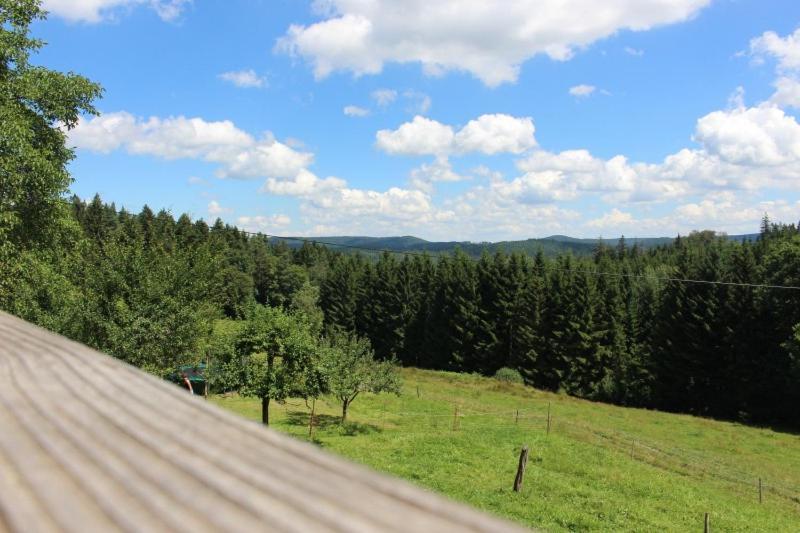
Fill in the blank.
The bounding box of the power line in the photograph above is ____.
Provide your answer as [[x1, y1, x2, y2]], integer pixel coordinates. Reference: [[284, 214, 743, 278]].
[[220, 227, 800, 292]]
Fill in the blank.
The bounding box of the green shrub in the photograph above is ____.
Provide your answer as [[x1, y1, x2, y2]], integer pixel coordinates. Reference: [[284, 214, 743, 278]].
[[493, 367, 524, 384]]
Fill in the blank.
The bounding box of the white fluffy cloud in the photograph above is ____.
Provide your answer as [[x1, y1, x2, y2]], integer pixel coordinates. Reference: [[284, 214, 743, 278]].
[[371, 89, 397, 106], [580, 193, 800, 236], [770, 77, 800, 109], [343, 105, 370, 117], [262, 170, 431, 219], [43, 0, 190, 23], [261, 169, 440, 233], [207, 200, 232, 216], [569, 84, 596, 97], [403, 90, 432, 114], [504, 101, 800, 206], [409, 156, 469, 193], [69, 19, 800, 241], [375, 116, 455, 155], [236, 214, 292, 233], [218, 69, 266, 88], [586, 208, 634, 229], [69, 112, 313, 180], [442, 185, 581, 240], [490, 170, 578, 205], [261, 169, 346, 197], [276, 0, 710, 86], [70, 111, 455, 234], [750, 27, 800, 72], [376, 114, 536, 156], [751, 28, 800, 113], [454, 114, 537, 155], [694, 105, 800, 167]]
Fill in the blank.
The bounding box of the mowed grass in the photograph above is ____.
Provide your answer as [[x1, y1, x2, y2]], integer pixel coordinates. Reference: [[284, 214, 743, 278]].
[[211, 368, 800, 532]]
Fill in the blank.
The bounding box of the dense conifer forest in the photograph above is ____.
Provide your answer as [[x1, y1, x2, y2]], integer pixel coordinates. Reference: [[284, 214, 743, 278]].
[[6, 194, 799, 428]]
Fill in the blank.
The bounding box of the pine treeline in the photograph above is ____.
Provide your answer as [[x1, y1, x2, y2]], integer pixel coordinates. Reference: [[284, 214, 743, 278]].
[[6, 196, 800, 428], [318, 228, 800, 428]]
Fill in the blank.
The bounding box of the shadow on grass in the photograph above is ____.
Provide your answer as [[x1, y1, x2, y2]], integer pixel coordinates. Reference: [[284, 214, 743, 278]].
[[284, 410, 382, 436]]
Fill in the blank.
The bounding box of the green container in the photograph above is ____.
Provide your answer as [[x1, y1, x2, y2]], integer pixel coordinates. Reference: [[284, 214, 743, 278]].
[[168, 363, 206, 394]]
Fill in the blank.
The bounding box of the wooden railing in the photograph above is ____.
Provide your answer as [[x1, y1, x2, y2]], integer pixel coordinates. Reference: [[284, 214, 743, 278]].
[[0, 311, 527, 532]]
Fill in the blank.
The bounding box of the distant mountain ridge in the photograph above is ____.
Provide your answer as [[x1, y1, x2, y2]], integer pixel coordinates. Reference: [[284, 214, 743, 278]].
[[274, 233, 760, 258]]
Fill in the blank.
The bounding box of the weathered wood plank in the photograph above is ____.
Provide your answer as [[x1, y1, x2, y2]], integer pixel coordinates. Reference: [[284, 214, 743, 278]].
[[0, 312, 529, 532]]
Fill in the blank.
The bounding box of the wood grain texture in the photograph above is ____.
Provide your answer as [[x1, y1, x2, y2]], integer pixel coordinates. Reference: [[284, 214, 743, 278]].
[[0, 312, 529, 532]]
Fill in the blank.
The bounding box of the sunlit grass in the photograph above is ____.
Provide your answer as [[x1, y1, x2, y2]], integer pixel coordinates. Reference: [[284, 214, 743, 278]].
[[211, 368, 800, 532]]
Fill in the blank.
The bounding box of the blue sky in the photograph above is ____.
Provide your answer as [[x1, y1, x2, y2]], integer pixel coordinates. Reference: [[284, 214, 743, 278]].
[[37, 0, 800, 240]]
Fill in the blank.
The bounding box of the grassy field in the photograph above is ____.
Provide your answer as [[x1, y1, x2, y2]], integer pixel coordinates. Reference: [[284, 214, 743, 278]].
[[210, 368, 800, 531]]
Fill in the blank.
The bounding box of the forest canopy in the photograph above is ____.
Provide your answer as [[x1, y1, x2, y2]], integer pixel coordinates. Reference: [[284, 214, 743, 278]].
[[6, 194, 800, 428]]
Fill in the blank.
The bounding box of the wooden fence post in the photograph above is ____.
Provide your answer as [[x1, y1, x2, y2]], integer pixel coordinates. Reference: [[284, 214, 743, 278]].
[[513, 446, 530, 492], [452, 404, 460, 431], [704, 512, 710, 533], [515, 409, 519, 424], [204, 352, 209, 400], [416, 385, 420, 399], [546, 402, 551, 435], [308, 398, 316, 439], [759, 477, 763, 503]]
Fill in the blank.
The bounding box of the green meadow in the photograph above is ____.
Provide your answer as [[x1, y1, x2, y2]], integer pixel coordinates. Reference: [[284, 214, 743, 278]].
[[212, 368, 800, 532]]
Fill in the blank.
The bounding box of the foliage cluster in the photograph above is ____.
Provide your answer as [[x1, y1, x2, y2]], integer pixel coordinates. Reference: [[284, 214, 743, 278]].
[[212, 305, 400, 424], [494, 367, 524, 384]]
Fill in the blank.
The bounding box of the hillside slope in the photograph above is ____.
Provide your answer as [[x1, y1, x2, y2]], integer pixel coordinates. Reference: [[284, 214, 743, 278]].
[[272, 233, 760, 258], [212, 368, 799, 532]]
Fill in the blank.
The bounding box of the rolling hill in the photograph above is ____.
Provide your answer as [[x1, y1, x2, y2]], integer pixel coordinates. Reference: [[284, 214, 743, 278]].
[[272, 233, 760, 258]]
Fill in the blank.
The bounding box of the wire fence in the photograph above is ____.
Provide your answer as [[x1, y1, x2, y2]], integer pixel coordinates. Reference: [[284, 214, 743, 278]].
[[292, 394, 800, 507]]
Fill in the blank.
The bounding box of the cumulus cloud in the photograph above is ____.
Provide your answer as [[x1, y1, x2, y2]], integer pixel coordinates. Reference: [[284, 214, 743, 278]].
[[403, 90, 432, 114], [261, 169, 346, 197], [375, 116, 455, 156], [69, 112, 313, 180], [218, 69, 266, 88], [586, 208, 634, 229], [694, 105, 800, 167], [262, 170, 439, 232], [569, 84, 597, 97], [371, 89, 398, 106], [276, 0, 709, 86], [502, 100, 800, 207], [748, 27, 800, 113], [236, 214, 292, 233], [343, 105, 370, 117], [490, 170, 578, 205], [43, 0, 191, 23], [442, 185, 581, 240], [770, 77, 800, 109], [409, 156, 469, 193], [69, 110, 455, 236], [454, 114, 537, 155], [68, 21, 800, 241], [207, 200, 232, 216], [376, 114, 537, 156], [750, 27, 800, 72], [580, 193, 800, 237]]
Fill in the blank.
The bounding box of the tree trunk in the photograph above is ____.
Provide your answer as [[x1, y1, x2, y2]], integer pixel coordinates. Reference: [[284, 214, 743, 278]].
[[341, 400, 348, 423], [261, 396, 270, 425]]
